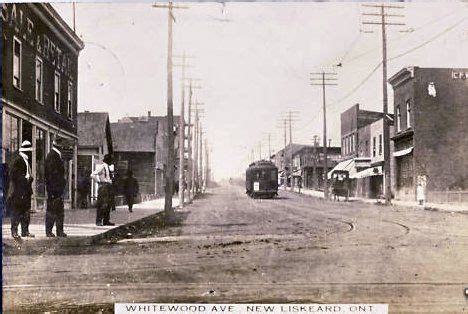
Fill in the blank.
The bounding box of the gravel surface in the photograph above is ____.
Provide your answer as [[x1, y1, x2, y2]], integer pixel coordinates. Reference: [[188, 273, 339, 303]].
[[3, 184, 468, 312]]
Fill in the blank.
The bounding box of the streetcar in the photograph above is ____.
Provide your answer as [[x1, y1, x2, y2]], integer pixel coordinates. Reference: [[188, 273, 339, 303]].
[[245, 160, 278, 198]]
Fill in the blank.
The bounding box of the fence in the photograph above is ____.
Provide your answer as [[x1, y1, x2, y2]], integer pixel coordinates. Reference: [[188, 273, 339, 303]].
[[427, 190, 468, 204]]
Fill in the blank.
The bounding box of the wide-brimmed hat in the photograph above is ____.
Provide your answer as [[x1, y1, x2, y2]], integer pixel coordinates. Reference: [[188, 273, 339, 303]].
[[19, 140, 33, 152], [103, 154, 113, 164]]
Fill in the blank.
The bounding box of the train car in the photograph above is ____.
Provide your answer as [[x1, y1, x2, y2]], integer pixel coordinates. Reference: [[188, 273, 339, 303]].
[[245, 160, 278, 198]]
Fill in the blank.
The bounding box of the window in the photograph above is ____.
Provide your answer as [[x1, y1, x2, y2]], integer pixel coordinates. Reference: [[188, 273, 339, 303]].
[[13, 38, 21, 89], [35, 128, 46, 197], [54, 72, 61, 112], [3, 114, 20, 162], [35, 57, 43, 103], [406, 100, 411, 128], [67, 81, 73, 119], [379, 134, 382, 155], [350, 134, 354, 153], [396, 106, 401, 132], [372, 136, 376, 157]]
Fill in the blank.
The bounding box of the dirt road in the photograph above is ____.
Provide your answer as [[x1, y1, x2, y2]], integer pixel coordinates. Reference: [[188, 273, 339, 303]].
[[3, 185, 468, 312]]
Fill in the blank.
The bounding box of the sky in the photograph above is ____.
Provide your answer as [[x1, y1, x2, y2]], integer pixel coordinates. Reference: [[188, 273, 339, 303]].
[[53, 1, 468, 180]]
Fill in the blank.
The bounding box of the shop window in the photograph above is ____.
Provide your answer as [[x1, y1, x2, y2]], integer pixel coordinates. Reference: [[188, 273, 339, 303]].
[[372, 136, 376, 157], [396, 105, 401, 132], [379, 134, 382, 155], [67, 81, 73, 119], [35, 57, 44, 103], [13, 38, 22, 89], [406, 100, 411, 128], [3, 114, 20, 162], [35, 128, 46, 197], [54, 72, 61, 112]]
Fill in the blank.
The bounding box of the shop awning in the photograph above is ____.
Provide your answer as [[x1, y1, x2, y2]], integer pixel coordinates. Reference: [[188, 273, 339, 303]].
[[393, 147, 413, 157], [350, 166, 383, 179], [327, 159, 354, 179]]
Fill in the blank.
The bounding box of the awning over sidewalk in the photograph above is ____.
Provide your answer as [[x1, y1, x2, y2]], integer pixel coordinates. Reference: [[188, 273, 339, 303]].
[[394, 147, 413, 157], [327, 158, 371, 179], [350, 166, 383, 179], [327, 159, 354, 179]]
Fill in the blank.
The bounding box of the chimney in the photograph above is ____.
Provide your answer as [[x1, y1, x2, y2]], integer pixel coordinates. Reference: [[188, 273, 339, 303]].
[[148, 111, 151, 117]]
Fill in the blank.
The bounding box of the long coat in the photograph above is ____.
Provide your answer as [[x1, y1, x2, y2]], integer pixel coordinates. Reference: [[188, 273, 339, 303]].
[[45, 150, 66, 199], [7, 153, 33, 209]]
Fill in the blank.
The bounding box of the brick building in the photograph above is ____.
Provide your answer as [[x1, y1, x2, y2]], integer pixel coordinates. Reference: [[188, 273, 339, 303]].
[[1, 4, 84, 210], [389, 67, 468, 202]]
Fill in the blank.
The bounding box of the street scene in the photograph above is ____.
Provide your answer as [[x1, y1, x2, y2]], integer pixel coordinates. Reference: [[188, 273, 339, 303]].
[[1, 2, 468, 313]]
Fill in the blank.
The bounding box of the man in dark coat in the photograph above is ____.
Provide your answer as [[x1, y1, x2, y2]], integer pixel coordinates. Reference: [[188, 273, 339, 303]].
[[123, 170, 139, 212], [45, 140, 67, 237], [8, 140, 35, 239]]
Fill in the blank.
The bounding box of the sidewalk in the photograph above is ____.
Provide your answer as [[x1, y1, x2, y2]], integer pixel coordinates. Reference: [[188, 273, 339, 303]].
[[284, 186, 468, 213], [2, 197, 180, 241]]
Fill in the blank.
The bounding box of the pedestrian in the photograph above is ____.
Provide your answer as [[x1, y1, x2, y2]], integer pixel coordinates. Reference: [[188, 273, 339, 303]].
[[90, 154, 115, 226], [109, 161, 116, 211], [45, 139, 68, 237], [7, 140, 35, 240], [416, 181, 425, 207], [123, 170, 139, 213], [77, 168, 91, 208]]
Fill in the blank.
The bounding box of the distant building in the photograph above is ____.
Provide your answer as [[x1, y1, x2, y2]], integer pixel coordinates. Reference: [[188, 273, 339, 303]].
[[77, 112, 113, 205], [113, 112, 181, 196], [389, 67, 468, 202], [1, 4, 84, 210], [292, 144, 341, 189], [341, 104, 383, 160]]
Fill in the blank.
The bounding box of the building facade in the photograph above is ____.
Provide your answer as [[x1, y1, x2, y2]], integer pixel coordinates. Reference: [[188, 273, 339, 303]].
[[114, 113, 181, 197], [77, 112, 113, 206], [1, 3, 84, 210], [389, 67, 468, 202]]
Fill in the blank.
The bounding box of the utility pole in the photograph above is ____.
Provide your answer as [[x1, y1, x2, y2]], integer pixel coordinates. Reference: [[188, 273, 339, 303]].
[[191, 104, 204, 195], [199, 127, 204, 192], [185, 78, 201, 203], [268, 134, 271, 160], [173, 52, 191, 208], [72, 3, 76, 32], [311, 71, 337, 199], [362, 3, 405, 205], [259, 141, 262, 160], [280, 111, 299, 191], [313, 135, 319, 190], [153, 1, 188, 216]]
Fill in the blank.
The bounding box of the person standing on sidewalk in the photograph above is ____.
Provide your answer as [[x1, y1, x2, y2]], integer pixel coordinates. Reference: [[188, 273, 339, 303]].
[[123, 170, 139, 213], [7, 140, 35, 240], [91, 154, 114, 226], [45, 140, 67, 237]]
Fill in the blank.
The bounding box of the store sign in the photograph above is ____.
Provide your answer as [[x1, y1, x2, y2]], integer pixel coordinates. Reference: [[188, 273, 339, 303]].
[[1, 4, 75, 80]]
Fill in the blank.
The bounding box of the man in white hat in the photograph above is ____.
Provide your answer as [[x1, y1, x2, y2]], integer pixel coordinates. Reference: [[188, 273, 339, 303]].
[[45, 139, 67, 237], [7, 140, 35, 239]]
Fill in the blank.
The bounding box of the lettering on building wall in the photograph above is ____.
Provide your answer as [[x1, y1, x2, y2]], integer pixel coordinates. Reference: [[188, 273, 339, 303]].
[[1, 3, 75, 80]]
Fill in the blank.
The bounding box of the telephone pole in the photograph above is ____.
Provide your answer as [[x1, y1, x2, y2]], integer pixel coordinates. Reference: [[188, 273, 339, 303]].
[[311, 71, 337, 199], [280, 111, 299, 191], [313, 135, 319, 189], [185, 78, 201, 203], [153, 1, 188, 215], [362, 3, 405, 205], [173, 52, 193, 208]]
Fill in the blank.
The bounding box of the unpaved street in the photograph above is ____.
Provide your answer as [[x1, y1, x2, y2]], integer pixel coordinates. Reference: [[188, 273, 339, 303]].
[[3, 184, 468, 312]]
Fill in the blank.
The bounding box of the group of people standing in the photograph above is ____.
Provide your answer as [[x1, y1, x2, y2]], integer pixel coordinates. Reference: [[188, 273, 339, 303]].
[[6, 141, 139, 239], [7, 139, 67, 239]]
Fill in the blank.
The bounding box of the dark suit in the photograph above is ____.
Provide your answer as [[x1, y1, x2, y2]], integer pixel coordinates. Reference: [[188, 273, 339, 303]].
[[45, 149, 66, 235], [7, 153, 33, 236]]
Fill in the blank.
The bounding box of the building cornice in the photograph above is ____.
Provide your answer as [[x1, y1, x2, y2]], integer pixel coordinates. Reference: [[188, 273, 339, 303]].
[[388, 67, 416, 88], [28, 3, 84, 54]]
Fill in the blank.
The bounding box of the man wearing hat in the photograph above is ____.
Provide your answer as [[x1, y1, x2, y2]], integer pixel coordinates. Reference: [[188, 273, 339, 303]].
[[45, 139, 67, 237], [7, 140, 35, 239], [90, 154, 115, 226]]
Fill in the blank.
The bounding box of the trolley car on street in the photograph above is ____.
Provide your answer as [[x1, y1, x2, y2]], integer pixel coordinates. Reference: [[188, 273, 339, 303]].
[[245, 160, 278, 198]]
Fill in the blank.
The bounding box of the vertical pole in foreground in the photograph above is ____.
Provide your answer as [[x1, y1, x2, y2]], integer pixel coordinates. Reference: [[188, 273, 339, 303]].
[[289, 112, 294, 191], [164, 2, 175, 215], [381, 5, 392, 205]]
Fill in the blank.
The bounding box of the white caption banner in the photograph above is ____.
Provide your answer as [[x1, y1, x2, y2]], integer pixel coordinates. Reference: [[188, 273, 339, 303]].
[[115, 303, 388, 314]]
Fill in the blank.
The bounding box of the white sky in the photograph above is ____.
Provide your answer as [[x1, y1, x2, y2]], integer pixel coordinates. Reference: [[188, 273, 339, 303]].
[[53, 1, 468, 179]]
